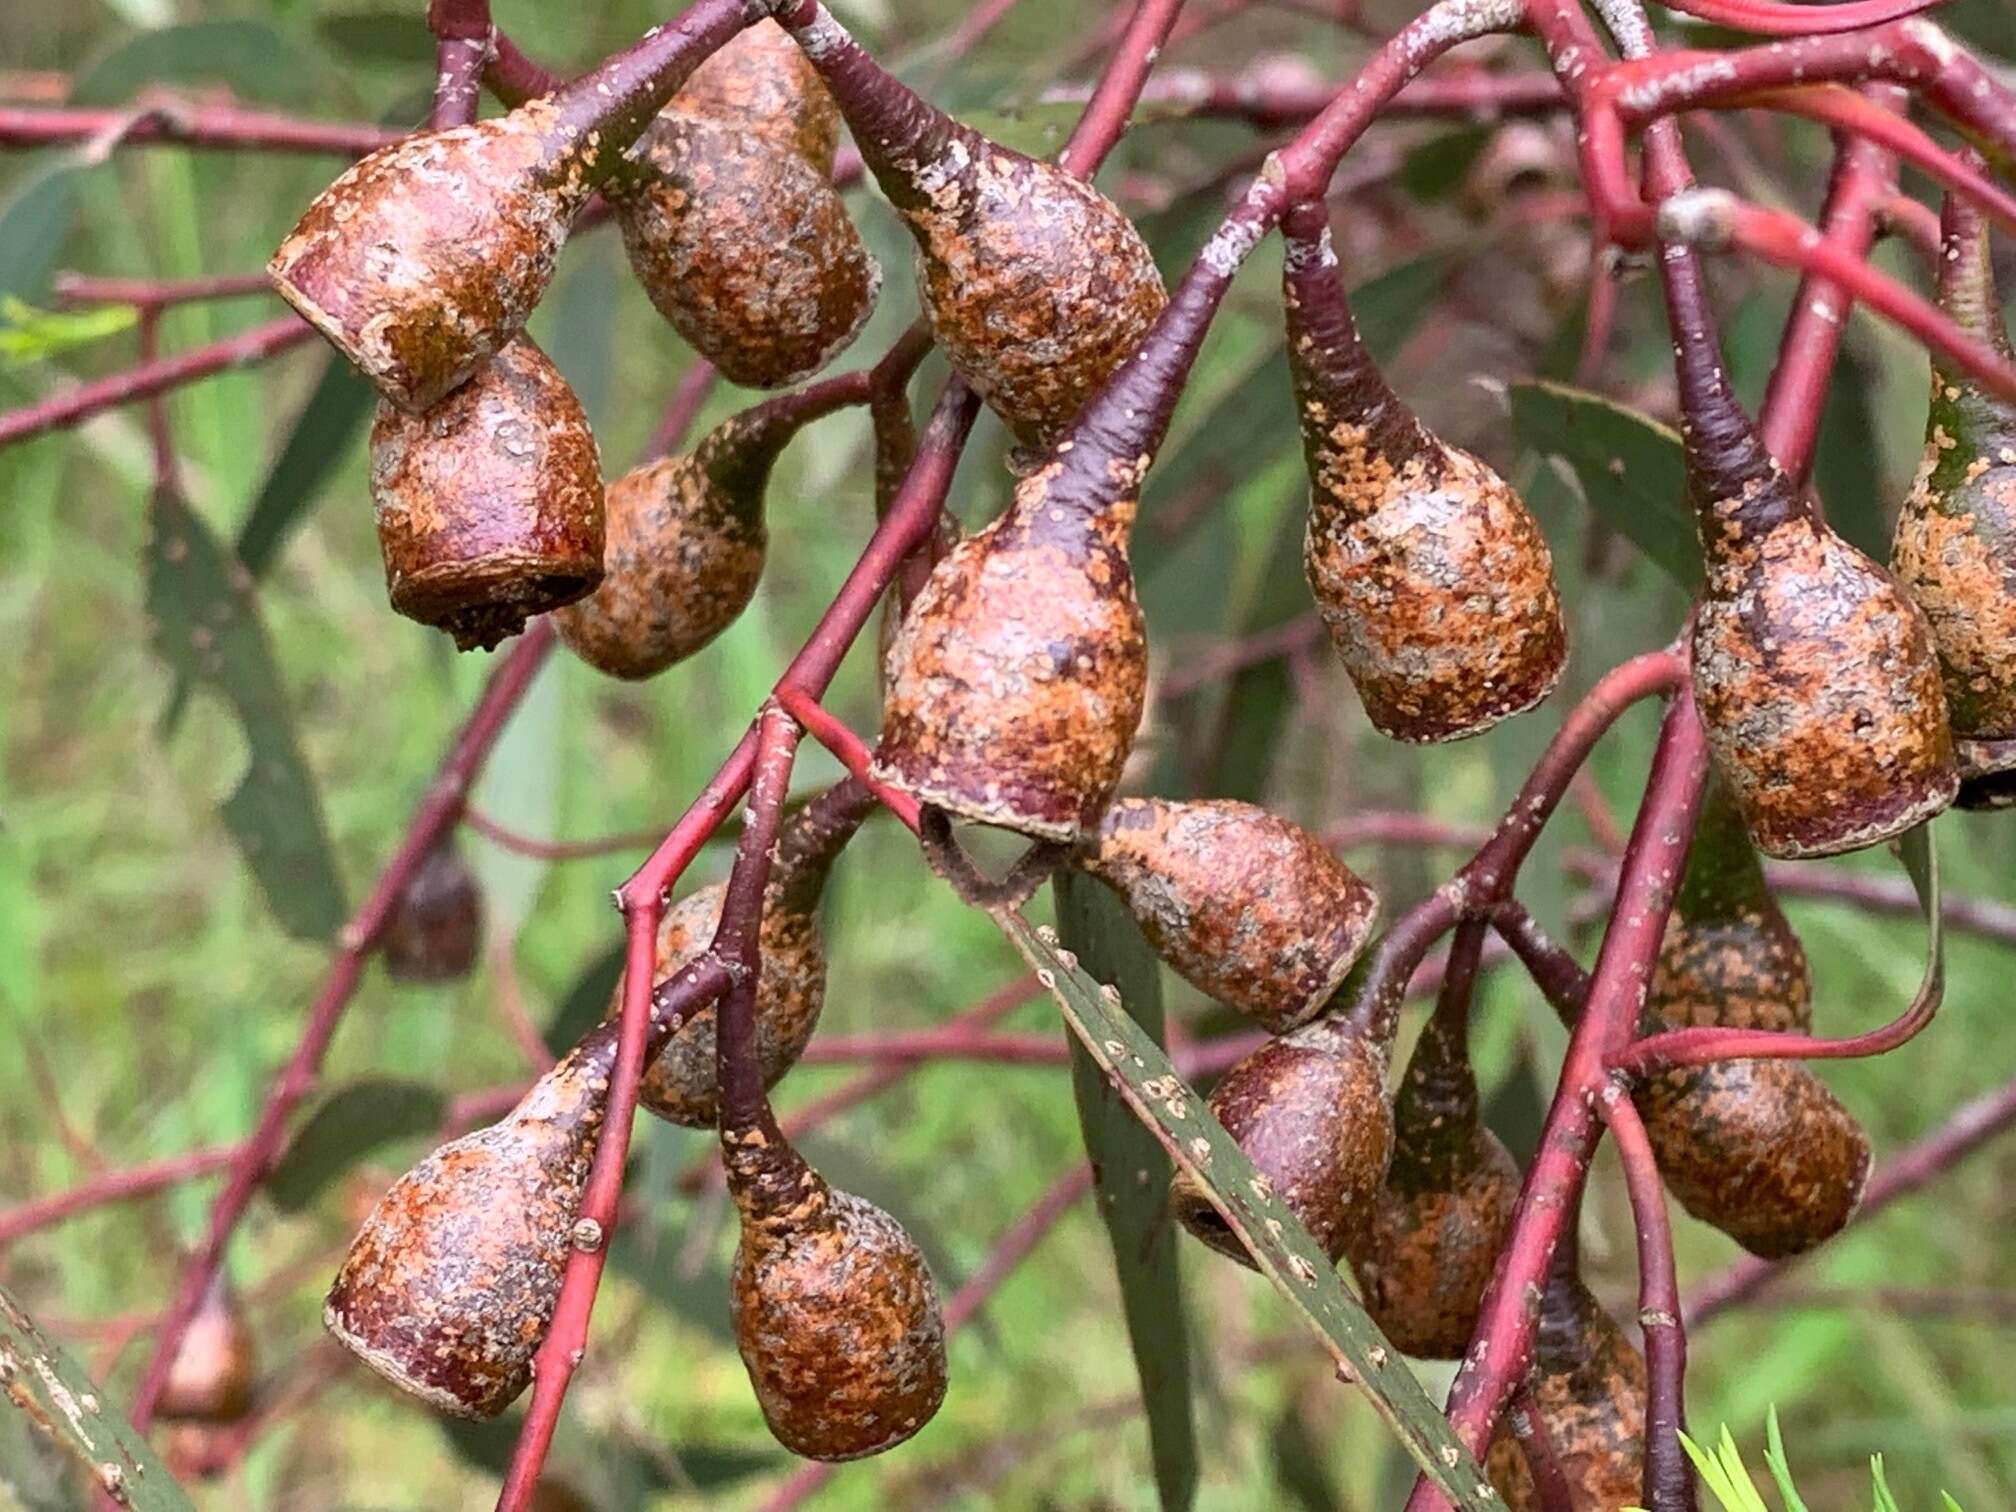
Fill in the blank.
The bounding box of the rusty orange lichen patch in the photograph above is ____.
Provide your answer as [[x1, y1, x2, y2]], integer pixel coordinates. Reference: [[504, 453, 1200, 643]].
[[1693, 510, 1956, 858], [369, 337, 605, 652], [1082, 797, 1379, 1033], [723, 1131, 946, 1461], [324, 1033, 613, 1416], [1169, 1017, 1392, 1268], [270, 100, 594, 413], [872, 461, 1149, 843]]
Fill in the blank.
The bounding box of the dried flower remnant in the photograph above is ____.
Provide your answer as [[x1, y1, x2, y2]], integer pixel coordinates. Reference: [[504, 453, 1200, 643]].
[[617, 784, 867, 1126], [1282, 199, 1566, 742], [1081, 797, 1379, 1032], [381, 838, 482, 983], [324, 1024, 618, 1416], [767, 0, 1166, 446], [556, 379, 860, 680], [270, 3, 754, 410], [1170, 1013, 1393, 1267], [612, 21, 881, 388], [1486, 1239, 1647, 1511], [1890, 186, 2016, 810], [369, 337, 605, 651], [156, 1277, 257, 1424], [1346, 970, 1517, 1358], [1662, 205, 1956, 855]]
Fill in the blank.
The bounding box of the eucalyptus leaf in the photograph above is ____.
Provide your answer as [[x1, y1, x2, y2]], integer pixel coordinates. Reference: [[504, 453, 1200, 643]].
[[998, 912, 1501, 1510], [314, 12, 437, 66], [542, 941, 628, 1057], [0, 1283, 195, 1511], [265, 1079, 449, 1213], [1055, 871, 1198, 1512], [235, 355, 376, 579], [0, 156, 84, 306], [146, 487, 347, 941], [958, 102, 1082, 160], [70, 20, 316, 108], [1509, 379, 1699, 586]]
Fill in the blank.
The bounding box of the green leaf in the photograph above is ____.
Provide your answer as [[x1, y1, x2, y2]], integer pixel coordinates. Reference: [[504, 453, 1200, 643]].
[[1352, 253, 1455, 366], [1870, 1454, 1901, 1512], [265, 1079, 449, 1213], [145, 486, 348, 941], [1763, 1406, 1813, 1512], [314, 12, 437, 65], [957, 101, 1081, 160], [998, 912, 1501, 1511], [543, 941, 628, 1058], [1054, 871, 1198, 1512], [70, 20, 316, 108], [0, 156, 84, 306], [1398, 126, 1493, 203], [436, 1413, 777, 1491], [0, 297, 136, 367], [0, 1283, 196, 1511], [1508, 379, 1699, 586], [235, 356, 376, 579], [1271, 1403, 1346, 1512]]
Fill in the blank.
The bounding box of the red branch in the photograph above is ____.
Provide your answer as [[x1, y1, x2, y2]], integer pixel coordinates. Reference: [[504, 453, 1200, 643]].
[[0, 1145, 238, 1251], [0, 103, 399, 155]]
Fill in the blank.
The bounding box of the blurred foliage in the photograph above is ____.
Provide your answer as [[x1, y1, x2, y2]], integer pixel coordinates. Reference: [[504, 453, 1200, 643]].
[[1, 0, 2015, 1507]]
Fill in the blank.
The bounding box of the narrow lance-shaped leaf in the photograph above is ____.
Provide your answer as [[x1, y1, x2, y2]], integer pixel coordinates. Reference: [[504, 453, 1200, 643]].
[[1508, 379, 1699, 587], [264, 1079, 449, 1214], [146, 487, 347, 941], [0, 1283, 196, 1512], [997, 913, 1503, 1512], [1054, 870, 1198, 1512]]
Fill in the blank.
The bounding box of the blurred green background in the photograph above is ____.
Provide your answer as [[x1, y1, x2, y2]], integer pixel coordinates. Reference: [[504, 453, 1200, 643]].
[[3, 0, 2015, 1506]]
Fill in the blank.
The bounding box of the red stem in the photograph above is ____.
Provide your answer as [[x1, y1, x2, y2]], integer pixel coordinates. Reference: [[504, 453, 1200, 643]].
[[773, 687, 922, 831], [1508, 1388, 1580, 1512], [461, 808, 673, 861], [0, 103, 400, 155], [127, 620, 558, 1430], [0, 1145, 238, 1250], [51, 272, 274, 309], [1058, 0, 1189, 177]]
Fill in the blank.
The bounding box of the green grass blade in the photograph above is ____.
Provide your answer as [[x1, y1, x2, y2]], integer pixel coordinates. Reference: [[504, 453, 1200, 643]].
[[1763, 1406, 1813, 1512]]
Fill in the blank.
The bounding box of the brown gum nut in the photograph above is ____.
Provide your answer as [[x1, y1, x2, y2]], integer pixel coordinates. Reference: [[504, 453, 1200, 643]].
[[1083, 797, 1380, 1032], [382, 840, 483, 983], [1957, 735, 2016, 810], [1637, 1057, 1871, 1260], [369, 337, 605, 652], [900, 139, 1167, 448], [553, 452, 767, 679], [871, 460, 1148, 842], [1645, 907, 1811, 1037], [269, 100, 594, 413], [615, 116, 880, 389], [1349, 1127, 1519, 1360], [157, 1280, 257, 1424], [1169, 1017, 1393, 1267], [323, 1040, 609, 1416], [725, 1134, 948, 1461], [1693, 512, 1958, 857], [1303, 441, 1566, 742], [676, 18, 841, 169], [617, 880, 826, 1127], [1487, 1284, 1648, 1511]]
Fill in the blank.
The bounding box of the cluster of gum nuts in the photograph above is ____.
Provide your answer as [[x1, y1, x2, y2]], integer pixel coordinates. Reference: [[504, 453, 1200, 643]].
[[245, 0, 2016, 1493]]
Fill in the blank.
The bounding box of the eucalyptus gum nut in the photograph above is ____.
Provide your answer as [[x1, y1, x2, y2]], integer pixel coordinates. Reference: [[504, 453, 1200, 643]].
[[1081, 798, 1380, 1033], [381, 839, 483, 983], [1643, 906, 1811, 1036], [675, 18, 840, 167], [1282, 205, 1565, 742], [1890, 192, 2016, 752], [1486, 1272, 1647, 1512], [369, 338, 605, 652], [324, 1033, 612, 1417], [157, 1278, 257, 1425], [1169, 1017, 1392, 1268], [269, 102, 598, 412], [1956, 736, 2016, 809], [1636, 1057, 1870, 1259], [724, 1130, 947, 1461], [771, 0, 1166, 446], [871, 460, 1148, 842], [1691, 511, 1957, 858], [616, 880, 826, 1127]]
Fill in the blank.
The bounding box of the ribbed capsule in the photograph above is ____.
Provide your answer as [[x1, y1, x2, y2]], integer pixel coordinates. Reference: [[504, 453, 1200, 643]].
[[1170, 1014, 1392, 1267], [270, 18, 746, 410], [1346, 1003, 1517, 1359], [157, 1277, 258, 1424], [768, 0, 1165, 446], [555, 381, 856, 679], [324, 1027, 614, 1416], [723, 1128, 947, 1460], [612, 21, 880, 388], [1282, 199, 1565, 742], [618, 784, 865, 1126], [381, 838, 482, 983], [1663, 218, 1955, 855], [368, 336, 605, 651], [1486, 1242, 1647, 1511], [1890, 187, 2016, 810], [1080, 798, 1379, 1033]]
